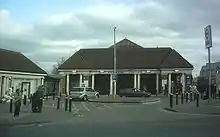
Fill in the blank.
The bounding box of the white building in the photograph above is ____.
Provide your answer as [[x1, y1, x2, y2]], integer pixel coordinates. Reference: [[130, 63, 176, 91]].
[[0, 49, 47, 98]]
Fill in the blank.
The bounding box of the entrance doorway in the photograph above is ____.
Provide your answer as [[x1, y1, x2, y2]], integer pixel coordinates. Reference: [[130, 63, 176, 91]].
[[21, 82, 31, 97]]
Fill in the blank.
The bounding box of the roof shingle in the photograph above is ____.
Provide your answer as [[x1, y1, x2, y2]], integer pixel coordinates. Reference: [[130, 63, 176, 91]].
[[0, 48, 47, 74], [59, 39, 193, 70]]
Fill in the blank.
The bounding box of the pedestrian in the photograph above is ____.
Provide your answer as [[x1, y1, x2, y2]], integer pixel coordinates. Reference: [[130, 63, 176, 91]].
[[13, 89, 22, 117]]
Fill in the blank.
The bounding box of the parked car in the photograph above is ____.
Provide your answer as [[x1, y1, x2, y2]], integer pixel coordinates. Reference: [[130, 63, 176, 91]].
[[69, 87, 99, 101], [118, 88, 151, 97]]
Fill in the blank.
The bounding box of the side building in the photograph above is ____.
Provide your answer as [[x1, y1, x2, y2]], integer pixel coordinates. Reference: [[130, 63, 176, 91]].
[[0, 48, 47, 98], [58, 38, 193, 95]]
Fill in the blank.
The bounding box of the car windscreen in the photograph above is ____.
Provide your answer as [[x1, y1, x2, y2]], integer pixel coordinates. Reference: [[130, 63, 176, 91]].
[[71, 88, 84, 92]]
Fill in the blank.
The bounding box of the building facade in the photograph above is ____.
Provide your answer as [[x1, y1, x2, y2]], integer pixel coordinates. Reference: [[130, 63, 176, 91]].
[[0, 49, 47, 98], [58, 39, 193, 95]]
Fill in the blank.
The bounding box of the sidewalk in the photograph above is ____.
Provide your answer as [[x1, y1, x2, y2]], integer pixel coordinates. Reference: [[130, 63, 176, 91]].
[[0, 100, 77, 127], [163, 98, 220, 115], [89, 95, 160, 103]]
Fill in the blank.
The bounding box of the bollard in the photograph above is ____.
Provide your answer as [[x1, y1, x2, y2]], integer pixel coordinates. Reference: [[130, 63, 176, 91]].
[[196, 94, 199, 107], [65, 97, 68, 111], [23, 95, 27, 105], [169, 94, 173, 108], [30, 94, 32, 103], [190, 92, 193, 102], [69, 98, 72, 112], [9, 99, 13, 113], [176, 93, 178, 105], [186, 93, 188, 103], [57, 97, 61, 110], [53, 94, 55, 100], [181, 93, 184, 105]]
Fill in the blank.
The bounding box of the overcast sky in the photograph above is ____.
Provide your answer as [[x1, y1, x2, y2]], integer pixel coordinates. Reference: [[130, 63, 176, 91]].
[[0, 0, 220, 75]]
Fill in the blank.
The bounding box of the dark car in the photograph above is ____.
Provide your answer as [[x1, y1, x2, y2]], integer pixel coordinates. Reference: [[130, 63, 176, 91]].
[[118, 88, 151, 97]]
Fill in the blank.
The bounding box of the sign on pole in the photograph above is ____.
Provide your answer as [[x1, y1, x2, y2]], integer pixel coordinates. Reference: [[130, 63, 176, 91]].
[[204, 25, 212, 48]]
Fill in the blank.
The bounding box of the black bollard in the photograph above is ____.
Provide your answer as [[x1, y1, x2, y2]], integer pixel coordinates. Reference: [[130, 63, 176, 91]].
[[65, 97, 68, 111], [69, 98, 72, 112], [169, 94, 173, 108], [176, 93, 178, 105], [186, 93, 188, 103], [23, 95, 27, 105], [181, 93, 184, 105], [9, 99, 13, 113], [30, 94, 32, 103], [53, 94, 55, 100], [194, 93, 196, 101], [196, 94, 199, 107], [190, 92, 193, 102], [57, 97, 60, 110]]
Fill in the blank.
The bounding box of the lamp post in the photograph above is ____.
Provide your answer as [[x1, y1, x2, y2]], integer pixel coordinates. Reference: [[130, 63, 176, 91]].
[[113, 26, 117, 96]]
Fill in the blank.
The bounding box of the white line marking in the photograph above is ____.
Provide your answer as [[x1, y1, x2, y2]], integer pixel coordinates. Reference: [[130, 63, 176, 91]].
[[81, 102, 90, 111], [103, 104, 112, 109], [143, 100, 161, 104], [159, 108, 220, 117], [72, 103, 79, 112]]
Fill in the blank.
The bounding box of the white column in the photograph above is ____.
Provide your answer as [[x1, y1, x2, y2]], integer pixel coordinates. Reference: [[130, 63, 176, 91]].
[[2, 76, 6, 97], [110, 74, 113, 95], [113, 81, 117, 95], [66, 74, 70, 95], [156, 73, 159, 94], [91, 74, 95, 89], [137, 74, 140, 89], [79, 74, 83, 87], [41, 78, 44, 85], [0, 77, 2, 97], [134, 74, 137, 88], [168, 73, 172, 94], [181, 73, 186, 93]]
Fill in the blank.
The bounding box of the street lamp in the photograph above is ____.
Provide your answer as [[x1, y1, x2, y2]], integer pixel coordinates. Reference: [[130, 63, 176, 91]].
[[113, 26, 117, 96]]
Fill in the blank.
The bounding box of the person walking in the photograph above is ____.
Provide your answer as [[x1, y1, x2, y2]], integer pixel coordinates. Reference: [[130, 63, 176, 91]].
[[13, 89, 22, 117]]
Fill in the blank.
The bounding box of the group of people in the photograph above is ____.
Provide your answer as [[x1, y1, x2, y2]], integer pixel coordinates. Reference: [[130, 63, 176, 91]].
[[11, 85, 44, 117]]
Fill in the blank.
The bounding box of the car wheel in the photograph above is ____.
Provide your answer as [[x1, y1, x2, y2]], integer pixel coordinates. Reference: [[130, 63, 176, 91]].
[[83, 95, 88, 101]]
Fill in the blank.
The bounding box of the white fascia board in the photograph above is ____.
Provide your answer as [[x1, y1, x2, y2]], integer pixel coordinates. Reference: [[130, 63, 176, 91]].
[[161, 68, 193, 74], [58, 69, 160, 75], [0, 70, 47, 77]]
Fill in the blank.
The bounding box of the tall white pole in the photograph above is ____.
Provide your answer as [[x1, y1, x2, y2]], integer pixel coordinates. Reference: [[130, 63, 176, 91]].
[[113, 26, 117, 96]]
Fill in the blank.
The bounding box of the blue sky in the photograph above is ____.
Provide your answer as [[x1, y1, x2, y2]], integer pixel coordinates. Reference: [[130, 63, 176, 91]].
[[0, 0, 93, 23], [0, 0, 220, 74]]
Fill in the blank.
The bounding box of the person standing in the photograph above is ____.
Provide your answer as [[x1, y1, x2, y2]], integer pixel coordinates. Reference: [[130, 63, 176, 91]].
[[13, 89, 22, 117]]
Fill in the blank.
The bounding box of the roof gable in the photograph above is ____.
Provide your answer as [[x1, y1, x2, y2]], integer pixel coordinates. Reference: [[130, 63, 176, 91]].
[[109, 38, 143, 49], [0, 48, 46, 74], [159, 50, 193, 69]]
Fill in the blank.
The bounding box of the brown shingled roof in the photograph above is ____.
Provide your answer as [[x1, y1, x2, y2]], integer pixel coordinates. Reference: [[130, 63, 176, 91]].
[[0, 48, 47, 74], [59, 39, 193, 70]]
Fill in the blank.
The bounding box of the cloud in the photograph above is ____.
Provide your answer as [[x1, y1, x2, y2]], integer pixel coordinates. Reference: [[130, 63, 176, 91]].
[[0, 0, 220, 75]]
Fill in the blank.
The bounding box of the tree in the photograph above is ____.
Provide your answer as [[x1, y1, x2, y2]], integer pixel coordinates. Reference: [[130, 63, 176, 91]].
[[51, 57, 66, 74]]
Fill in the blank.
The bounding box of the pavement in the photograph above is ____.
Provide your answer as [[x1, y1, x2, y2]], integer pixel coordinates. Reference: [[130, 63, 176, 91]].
[[163, 97, 220, 116], [0, 96, 220, 137], [0, 96, 160, 127]]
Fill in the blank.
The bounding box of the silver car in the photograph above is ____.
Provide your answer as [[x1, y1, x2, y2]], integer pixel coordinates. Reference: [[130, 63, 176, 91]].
[[69, 87, 99, 101]]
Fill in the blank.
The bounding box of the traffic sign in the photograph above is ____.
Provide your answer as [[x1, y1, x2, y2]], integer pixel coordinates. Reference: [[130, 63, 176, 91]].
[[204, 25, 212, 48]]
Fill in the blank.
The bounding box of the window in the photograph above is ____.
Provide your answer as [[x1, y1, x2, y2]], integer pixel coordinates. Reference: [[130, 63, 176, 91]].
[[71, 87, 84, 92]]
